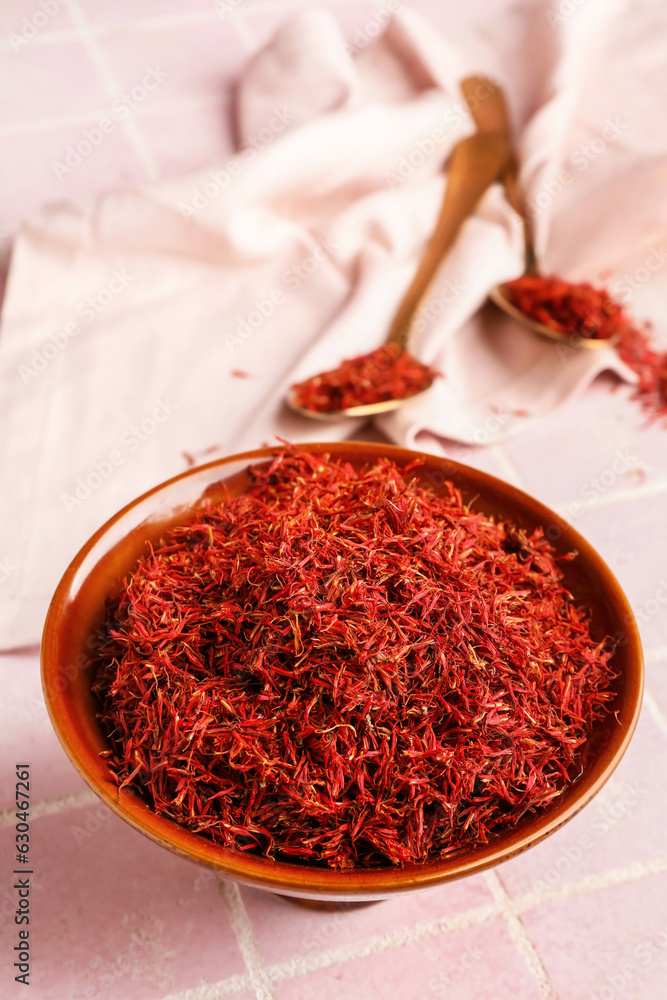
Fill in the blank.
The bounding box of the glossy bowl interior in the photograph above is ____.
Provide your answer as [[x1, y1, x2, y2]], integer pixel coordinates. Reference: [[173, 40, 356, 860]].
[[41, 442, 643, 902]]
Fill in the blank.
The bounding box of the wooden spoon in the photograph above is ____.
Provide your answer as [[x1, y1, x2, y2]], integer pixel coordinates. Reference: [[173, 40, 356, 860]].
[[464, 77, 615, 350], [287, 128, 512, 420]]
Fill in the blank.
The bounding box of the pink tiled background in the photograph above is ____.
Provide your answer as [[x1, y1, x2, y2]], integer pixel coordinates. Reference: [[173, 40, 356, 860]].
[[1, 1, 666, 998]]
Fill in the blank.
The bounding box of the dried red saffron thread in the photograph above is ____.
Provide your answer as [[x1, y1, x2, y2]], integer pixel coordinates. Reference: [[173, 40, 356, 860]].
[[615, 324, 667, 419], [290, 345, 437, 412], [92, 450, 615, 869], [506, 274, 667, 419], [505, 275, 622, 341]]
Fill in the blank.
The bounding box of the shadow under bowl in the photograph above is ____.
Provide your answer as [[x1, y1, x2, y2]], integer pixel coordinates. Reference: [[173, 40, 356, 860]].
[[41, 442, 643, 903]]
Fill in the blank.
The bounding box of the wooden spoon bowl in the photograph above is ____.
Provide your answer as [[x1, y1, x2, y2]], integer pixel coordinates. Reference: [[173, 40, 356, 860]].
[[490, 283, 620, 350]]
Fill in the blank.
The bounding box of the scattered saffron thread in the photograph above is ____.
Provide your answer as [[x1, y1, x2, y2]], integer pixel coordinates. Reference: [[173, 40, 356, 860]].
[[506, 274, 667, 420]]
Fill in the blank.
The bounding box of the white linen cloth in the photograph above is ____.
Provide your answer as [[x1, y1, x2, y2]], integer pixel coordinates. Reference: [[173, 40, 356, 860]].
[[1, 0, 666, 648]]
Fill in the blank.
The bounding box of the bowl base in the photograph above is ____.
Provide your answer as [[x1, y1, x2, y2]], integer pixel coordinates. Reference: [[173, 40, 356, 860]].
[[277, 895, 381, 911]]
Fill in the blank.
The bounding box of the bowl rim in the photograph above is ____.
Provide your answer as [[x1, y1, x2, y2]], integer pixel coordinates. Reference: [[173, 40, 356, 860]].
[[41, 441, 644, 900]]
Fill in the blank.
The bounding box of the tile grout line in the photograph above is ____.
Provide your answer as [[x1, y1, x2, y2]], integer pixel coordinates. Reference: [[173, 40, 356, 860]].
[[264, 902, 499, 982], [0, 29, 80, 51], [484, 871, 559, 1000], [65, 0, 162, 183], [4, 2, 664, 996], [0, 0, 370, 52], [0, 795, 653, 1000], [511, 856, 667, 913], [0, 789, 98, 828], [4, 781, 667, 907], [155, 849, 667, 1000], [553, 476, 667, 518], [219, 880, 276, 1000], [159, 971, 253, 999], [0, 93, 230, 139], [159, 901, 502, 1000]]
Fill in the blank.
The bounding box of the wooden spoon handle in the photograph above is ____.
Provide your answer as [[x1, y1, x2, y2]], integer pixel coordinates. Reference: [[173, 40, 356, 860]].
[[386, 131, 511, 347], [503, 160, 537, 274], [461, 75, 537, 275], [460, 75, 511, 134]]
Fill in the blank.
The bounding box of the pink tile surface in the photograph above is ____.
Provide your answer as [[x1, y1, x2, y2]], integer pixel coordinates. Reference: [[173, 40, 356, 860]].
[[646, 657, 667, 720], [2, 1, 666, 998], [0, 42, 109, 128], [271, 921, 543, 1000], [432, 439, 522, 481], [97, 22, 249, 107], [139, 97, 236, 179], [0, 0, 74, 40], [502, 376, 667, 511], [244, 876, 493, 966], [521, 875, 667, 1000], [0, 125, 145, 228], [79, 0, 214, 25], [563, 492, 667, 652], [0, 651, 91, 812], [0, 806, 246, 999], [497, 706, 667, 898]]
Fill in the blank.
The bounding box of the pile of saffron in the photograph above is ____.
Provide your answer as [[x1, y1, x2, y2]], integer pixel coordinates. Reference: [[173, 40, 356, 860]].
[[92, 450, 616, 869], [505, 274, 667, 419], [290, 345, 437, 413], [504, 275, 622, 341]]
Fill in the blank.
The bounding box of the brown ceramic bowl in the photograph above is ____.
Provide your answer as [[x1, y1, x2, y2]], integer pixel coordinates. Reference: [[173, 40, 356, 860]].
[[41, 442, 643, 903]]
